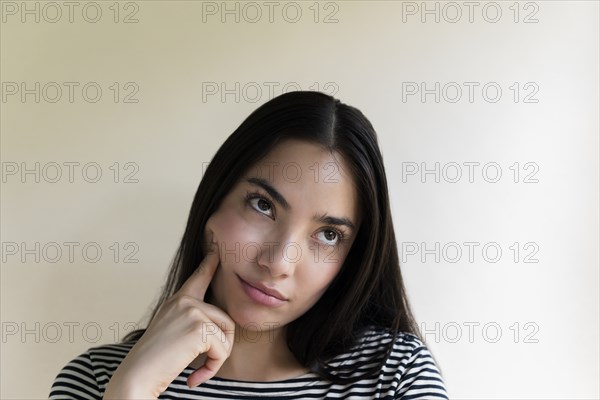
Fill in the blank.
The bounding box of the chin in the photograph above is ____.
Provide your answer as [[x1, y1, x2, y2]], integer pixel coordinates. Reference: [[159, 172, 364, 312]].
[[231, 301, 283, 329]]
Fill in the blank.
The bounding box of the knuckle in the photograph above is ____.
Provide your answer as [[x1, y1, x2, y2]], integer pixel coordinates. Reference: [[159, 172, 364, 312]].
[[205, 304, 233, 322], [183, 305, 203, 320], [190, 320, 208, 334], [174, 294, 196, 307], [225, 315, 236, 327], [224, 337, 233, 355]]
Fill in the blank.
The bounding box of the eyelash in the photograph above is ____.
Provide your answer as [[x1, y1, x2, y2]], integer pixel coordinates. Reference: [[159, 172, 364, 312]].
[[243, 190, 348, 246]]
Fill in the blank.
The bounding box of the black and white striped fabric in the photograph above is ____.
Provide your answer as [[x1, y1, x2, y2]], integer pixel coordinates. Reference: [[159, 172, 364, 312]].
[[49, 327, 449, 399]]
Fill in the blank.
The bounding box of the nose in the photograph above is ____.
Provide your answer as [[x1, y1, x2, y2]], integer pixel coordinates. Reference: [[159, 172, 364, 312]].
[[256, 235, 301, 277]]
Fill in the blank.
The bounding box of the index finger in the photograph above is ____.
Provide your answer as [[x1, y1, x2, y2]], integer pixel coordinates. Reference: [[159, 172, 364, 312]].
[[177, 241, 220, 301]]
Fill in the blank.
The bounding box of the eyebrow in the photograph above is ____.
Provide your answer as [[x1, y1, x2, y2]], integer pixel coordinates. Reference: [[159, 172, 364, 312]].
[[245, 177, 357, 231]]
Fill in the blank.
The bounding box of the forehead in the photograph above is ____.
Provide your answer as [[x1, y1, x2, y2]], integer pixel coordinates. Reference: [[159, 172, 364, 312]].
[[244, 139, 360, 223]]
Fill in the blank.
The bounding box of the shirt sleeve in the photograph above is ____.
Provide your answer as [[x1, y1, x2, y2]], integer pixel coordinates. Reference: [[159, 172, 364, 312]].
[[395, 338, 449, 399], [49, 349, 102, 400]]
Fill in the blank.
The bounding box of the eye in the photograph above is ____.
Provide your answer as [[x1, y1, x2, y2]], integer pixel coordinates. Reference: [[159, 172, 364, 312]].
[[316, 228, 346, 246], [244, 190, 348, 246], [245, 191, 274, 218]]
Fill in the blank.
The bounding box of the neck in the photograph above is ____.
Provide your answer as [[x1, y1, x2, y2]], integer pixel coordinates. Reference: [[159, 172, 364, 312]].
[[214, 322, 306, 381]]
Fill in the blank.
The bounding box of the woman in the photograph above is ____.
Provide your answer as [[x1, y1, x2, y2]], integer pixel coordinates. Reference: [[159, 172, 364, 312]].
[[49, 91, 449, 399]]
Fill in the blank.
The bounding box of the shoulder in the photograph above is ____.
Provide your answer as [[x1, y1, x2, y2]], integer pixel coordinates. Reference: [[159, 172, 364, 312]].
[[344, 325, 432, 362], [341, 326, 449, 398], [49, 341, 137, 400], [356, 325, 422, 347]]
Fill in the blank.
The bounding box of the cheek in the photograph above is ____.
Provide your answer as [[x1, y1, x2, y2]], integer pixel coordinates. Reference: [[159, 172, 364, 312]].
[[308, 241, 348, 272], [205, 203, 265, 261], [293, 262, 342, 308], [304, 244, 350, 297]]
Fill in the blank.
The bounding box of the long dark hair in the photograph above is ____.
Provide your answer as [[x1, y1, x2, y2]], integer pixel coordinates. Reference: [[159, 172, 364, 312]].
[[122, 90, 427, 384]]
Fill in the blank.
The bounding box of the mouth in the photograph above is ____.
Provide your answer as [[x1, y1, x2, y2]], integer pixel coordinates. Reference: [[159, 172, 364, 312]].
[[237, 275, 288, 307]]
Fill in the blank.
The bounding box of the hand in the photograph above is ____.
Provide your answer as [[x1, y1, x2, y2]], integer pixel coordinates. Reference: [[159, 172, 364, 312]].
[[103, 236, 235, 399]]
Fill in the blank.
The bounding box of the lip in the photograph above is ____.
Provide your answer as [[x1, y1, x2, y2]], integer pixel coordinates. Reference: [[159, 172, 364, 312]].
[[237, 275, 288, 307]]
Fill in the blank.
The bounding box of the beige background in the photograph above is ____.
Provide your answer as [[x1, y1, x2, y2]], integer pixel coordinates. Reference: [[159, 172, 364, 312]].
[[1, 1, 598, 398]]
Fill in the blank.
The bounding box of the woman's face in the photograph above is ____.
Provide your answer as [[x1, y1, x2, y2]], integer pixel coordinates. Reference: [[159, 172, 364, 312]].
[[203, 138, 361, 332]]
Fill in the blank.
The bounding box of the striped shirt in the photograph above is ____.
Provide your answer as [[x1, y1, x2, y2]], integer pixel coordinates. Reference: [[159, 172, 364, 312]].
[[49, 327, 449, 399]]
